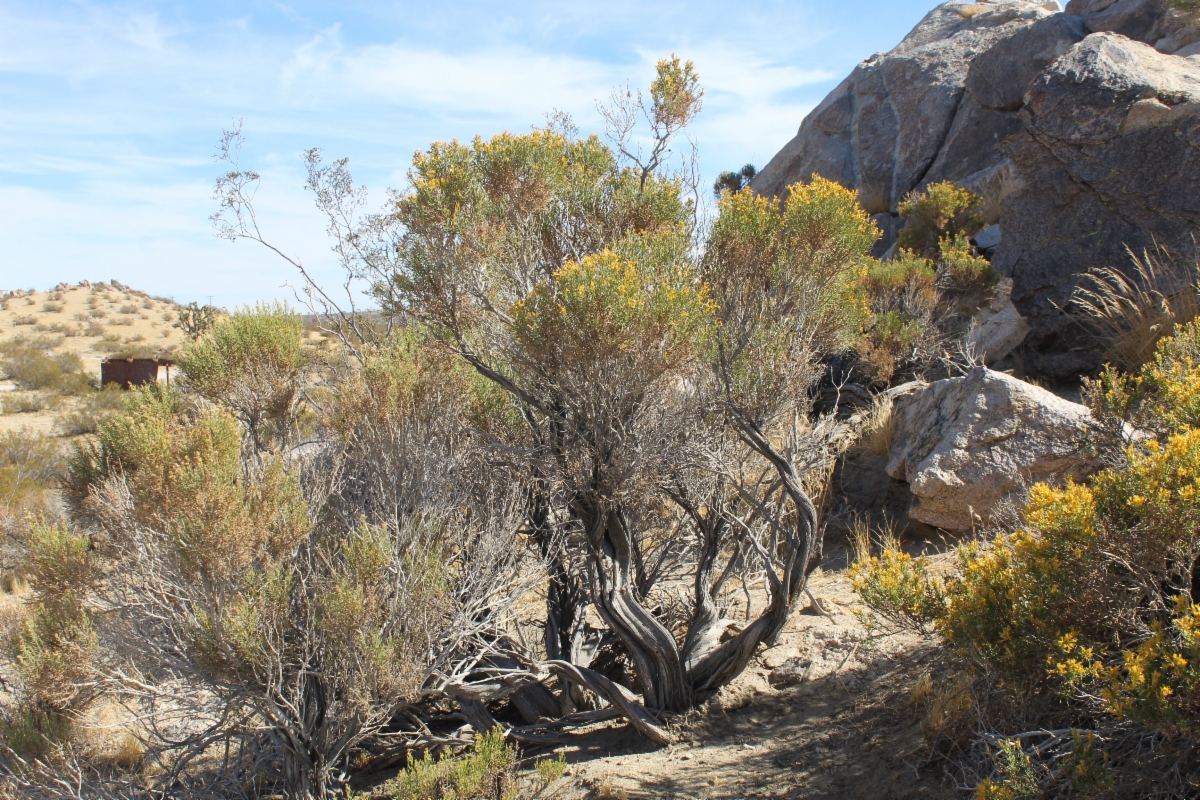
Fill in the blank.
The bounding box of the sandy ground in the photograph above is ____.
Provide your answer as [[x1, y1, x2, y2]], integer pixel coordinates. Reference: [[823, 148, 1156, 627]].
[[0, 282, 185, 435], [492, 557, 956, 800]]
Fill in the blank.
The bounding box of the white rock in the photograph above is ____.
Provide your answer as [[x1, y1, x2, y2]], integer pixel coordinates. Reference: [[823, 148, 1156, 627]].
[[965, 277, 1029, 364], [886, 366, 1102, 531]]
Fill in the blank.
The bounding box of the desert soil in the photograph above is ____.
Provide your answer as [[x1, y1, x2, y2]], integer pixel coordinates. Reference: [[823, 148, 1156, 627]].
[[0, 282, 185, 434], [512, 555, 957, 800]]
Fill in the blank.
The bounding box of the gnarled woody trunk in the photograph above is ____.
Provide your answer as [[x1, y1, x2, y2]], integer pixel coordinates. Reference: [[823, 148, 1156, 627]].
[[567, 431, 822, 719]]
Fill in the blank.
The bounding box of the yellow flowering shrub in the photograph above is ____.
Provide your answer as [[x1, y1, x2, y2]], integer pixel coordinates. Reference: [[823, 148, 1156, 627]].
[[1096, 597, 1200, 733], [897, 181, 986, 260], [704, 177, 875, 403], [850, 549, 945, 634], [938, 232, 996, 291], [855, 320, 1200, 755], [511, 248, 715, 373]]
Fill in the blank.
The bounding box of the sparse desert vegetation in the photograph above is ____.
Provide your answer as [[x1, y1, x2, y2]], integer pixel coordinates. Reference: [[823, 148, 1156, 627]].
[[9, 0, 1200, 796]]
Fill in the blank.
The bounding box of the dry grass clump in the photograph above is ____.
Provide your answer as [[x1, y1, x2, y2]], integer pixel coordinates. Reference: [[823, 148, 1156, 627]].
[[852, 394, 897, 457], [1070, 245, 1200, 372], [956, 2, 991, 18], [55, 384, 125, 436], [0, 430, 63, 527], [857, 181, 892, 216]]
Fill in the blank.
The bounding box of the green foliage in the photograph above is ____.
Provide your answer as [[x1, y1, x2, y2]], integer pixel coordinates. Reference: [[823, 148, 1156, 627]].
[[975, 740, 1040, 800], [177, 301, 305, 449], [854, 249, 940, 384], [1064, 730, 1113, 794], [939, 233, 997, 291], [0, 430, 63, 525], [390, 728, 518, 800], [0, 337, 91, 395], [850, 549, 945, 635], [67, 381, 306, 587], [704, 178, 876, 411], [534, 751, 568, 787], [11, 522, 97, 714], [648, 54, 703, 131], [0, 706, 72, 760], [510, 248, 715, 378], [859, 250, 937, 297], [713, 163, 756, 198], [174, 301, 224, 339], [897, 181, 985, 260]]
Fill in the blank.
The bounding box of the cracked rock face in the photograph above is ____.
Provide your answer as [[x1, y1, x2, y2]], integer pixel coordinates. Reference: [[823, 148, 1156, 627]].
[[995, 32, 1200, 376], [886, 367, 1102, 531], [752, 0, 1054, 212], [755, 0, 1200, 378]]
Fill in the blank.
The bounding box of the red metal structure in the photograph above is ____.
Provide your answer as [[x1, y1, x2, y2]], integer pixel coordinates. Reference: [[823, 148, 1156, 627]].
[[100, 357, 174, 390]]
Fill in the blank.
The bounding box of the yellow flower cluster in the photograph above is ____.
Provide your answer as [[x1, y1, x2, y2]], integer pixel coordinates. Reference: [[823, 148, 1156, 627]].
[[510, 250, 715, 365]]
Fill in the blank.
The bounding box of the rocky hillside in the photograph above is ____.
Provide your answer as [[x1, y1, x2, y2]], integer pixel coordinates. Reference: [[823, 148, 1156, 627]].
[[754, 0, 1200, 377]]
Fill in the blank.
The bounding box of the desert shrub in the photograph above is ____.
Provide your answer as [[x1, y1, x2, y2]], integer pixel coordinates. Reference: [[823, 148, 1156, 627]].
[[387, 730, 566, 800], [42, 302, 63, 314], [63, 362, 533, 796], [0, 392, 55, 414], [850, 549, 945, 635], [389, 729, 516, 800], [10, 522, 97, 715], [0, 338, 90, 395], [855, 249, 942, 384], [12, 315, 36, 326], [117, 304, 138, 315], [55, 384, 126, 436], [854, 321, 1200, 794], [897, 181, 985, 260], [176, 302, 305, 450], [938, 233, 996, 292], [83, 322, 106, 338], [0, 431, 63, 529]]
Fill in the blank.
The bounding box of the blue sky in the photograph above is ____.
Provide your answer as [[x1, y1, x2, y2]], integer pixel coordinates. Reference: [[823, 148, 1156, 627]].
[[0, 0, 936, 308]]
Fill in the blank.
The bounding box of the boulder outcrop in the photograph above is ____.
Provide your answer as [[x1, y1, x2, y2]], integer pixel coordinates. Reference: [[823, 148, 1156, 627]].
[[752, 1, 1055, 219], [886, 367, 1101, 530], [995, 32, 1200, 375], [754, 0, 1200, 377]]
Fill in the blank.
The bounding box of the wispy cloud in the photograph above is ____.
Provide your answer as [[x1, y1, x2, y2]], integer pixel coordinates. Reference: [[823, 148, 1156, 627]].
[[0, 0, 935, 303]]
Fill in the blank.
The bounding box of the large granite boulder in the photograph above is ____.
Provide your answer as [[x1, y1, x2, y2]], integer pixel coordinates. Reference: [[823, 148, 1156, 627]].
[[886, 367, 1101, 530], [994, 32, 1200, 375], [1066, 0, 1200, 54], [966, 12, 1089, 109], [754, 0, 1200, 378], [752, 0, 1056, 218]]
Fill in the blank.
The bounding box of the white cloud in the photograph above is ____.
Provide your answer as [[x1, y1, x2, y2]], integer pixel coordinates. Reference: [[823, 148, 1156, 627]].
[[0, 0, 905, 304]]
